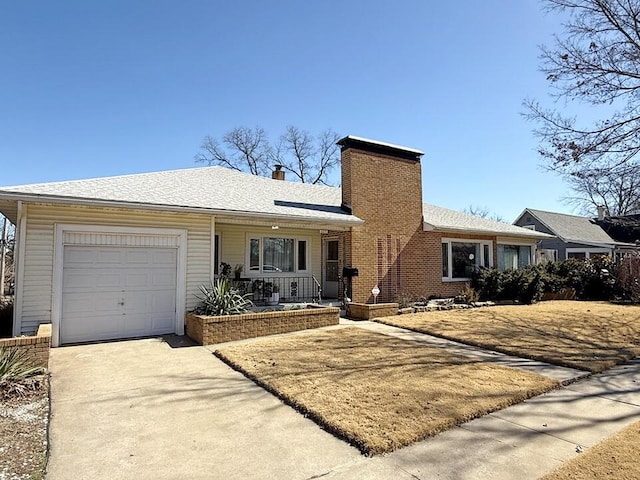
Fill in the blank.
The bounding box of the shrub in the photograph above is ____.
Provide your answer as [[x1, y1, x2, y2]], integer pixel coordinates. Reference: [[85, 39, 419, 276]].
[[194, 279, 253, 315], [535, 257, 616, 300], [394, 291, 416, 308], [471, 265, 545, 304], [459, 284, 479, 303], [0, 347, 43, 383], [0, 346, 44, 399], [613, 254, 640, 302]]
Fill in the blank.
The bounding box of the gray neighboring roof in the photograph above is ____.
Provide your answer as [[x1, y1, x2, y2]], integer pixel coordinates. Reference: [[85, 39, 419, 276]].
[[423, 204, 553, 239], [0, 166, 362, 225], [517, 208, 626, 246]]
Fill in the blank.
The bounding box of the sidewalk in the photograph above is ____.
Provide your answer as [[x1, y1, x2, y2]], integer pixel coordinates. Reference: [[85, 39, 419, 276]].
[[323, 319, 640, 479]]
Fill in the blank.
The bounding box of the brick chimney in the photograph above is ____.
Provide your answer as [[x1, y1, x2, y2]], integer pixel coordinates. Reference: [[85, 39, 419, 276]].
[[336, 136, 425, 303], [272, 164, 285, 181]]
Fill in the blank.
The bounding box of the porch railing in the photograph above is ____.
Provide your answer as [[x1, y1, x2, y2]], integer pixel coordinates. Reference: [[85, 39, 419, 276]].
[[229, 276, 322, 304]]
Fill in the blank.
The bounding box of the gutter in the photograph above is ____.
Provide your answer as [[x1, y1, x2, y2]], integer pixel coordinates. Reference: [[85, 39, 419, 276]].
[[0, 191, 364, 227], [423, 223, 554, 240], [563, 239, 637, 249]]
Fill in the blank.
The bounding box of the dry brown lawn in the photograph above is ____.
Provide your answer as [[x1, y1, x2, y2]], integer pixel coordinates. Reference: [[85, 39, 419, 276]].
[[215, 327, 558, 455], [376, 301, 640, 373], [540, 420, 640, 480]]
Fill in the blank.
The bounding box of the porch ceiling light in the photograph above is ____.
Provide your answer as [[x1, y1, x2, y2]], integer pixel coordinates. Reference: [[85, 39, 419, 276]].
[[271, 225, 279, 230]]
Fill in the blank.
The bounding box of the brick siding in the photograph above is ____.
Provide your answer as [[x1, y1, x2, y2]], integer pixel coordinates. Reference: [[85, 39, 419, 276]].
[[185, 307, 340, 345], [0, 323, 51, 369], [324, 142, 496, 303], [347, 302, 399, 320]]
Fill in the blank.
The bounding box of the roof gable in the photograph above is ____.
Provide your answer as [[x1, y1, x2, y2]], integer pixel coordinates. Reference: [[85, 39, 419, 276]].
[[520, 208, 617, 245]]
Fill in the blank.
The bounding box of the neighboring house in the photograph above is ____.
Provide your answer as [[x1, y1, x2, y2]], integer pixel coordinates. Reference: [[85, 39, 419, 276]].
[[0, 135, 549, 346], [513, 208, 635, 261]]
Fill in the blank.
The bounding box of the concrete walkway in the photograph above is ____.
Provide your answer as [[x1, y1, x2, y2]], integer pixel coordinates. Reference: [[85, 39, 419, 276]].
[[45, 324, 640, 480]]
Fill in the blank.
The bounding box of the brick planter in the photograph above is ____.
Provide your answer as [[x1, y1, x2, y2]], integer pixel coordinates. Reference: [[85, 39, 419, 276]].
[[0, 324, 51, 369], [346, 302, 399, 320], [185, 305, 340, 345]]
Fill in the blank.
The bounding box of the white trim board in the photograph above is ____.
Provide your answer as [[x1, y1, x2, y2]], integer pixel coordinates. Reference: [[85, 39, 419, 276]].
[[12, 202, 26, 337], [51, 224, 187, 347], [565, 247, 612, 260]]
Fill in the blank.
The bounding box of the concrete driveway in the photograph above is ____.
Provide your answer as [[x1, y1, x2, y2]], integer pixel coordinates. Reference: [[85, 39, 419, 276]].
[[45, 331, 640, 480], [45, 336, 363, 480]]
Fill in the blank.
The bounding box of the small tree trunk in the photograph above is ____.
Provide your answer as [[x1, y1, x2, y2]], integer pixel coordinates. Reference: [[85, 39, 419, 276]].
[[0, 217, 6, 296]]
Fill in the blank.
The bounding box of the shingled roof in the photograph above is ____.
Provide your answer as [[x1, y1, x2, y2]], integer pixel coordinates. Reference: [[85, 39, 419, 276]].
[[0, 166, 362, 226], [517, 208, 625, 246], [423, 204, 552, 239]]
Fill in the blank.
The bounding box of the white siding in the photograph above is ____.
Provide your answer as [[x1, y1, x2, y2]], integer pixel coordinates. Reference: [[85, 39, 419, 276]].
[[216, 224, 322, 279], [19, 204, 212, 335]]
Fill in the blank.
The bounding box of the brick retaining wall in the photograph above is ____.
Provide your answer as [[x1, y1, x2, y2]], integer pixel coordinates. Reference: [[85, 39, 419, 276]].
[[346, 302, 399, 320], [0, 324, 51, 369], [185, 306, 340, 345]]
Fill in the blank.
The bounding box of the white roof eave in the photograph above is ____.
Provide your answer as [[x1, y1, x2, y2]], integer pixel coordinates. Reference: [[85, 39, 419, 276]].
[[423, 222, 554, 240], [0, 191, 364, 227]]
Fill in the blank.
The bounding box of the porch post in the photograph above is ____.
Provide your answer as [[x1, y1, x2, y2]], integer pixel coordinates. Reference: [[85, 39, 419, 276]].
[[13, 201, 26, 336], [210, 216, 216, 279]]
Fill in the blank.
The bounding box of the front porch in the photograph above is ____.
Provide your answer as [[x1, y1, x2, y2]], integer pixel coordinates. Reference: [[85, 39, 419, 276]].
[[213, 220, 347, 307]]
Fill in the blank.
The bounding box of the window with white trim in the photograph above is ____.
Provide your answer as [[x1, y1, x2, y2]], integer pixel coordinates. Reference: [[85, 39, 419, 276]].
[[247, 235, 310, 274], [442, 240, 492, 280], [497, 244, 532, 270], [565, 248, 611, 260]]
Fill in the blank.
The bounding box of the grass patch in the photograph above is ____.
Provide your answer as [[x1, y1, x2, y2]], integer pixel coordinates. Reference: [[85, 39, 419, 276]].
[[541, 420, 640, 480], [215, 327, 558, 455], [376, 301, 640, 373]]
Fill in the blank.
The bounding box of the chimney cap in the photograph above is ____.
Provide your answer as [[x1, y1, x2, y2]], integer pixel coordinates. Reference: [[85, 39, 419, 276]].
[[336, 135, 424, 161], [274, 164, 283, 171]]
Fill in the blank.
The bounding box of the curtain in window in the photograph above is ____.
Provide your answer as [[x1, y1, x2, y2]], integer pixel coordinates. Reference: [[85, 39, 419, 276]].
[[263, 237, 295, 272], [249, 238, 260, 270], [498, 245, 518, 270], [518, 246, 531, 268]]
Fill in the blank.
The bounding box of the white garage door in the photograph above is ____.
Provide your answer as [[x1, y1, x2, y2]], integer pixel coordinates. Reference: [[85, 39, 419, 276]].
[[61, 246, 177, 344]]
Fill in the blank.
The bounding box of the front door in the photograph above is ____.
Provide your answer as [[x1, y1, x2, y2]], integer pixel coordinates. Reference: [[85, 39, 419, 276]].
[[323, 239, 339, 298]]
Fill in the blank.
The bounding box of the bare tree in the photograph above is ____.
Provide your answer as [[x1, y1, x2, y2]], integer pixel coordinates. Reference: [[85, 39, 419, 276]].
[[0, 216, 15, 296], [196, 126, 271, 176], [463, 205, 506, 223], [196, 126, 340, 185], [563, 162, 640, 215], [525, 0, 640, 177]]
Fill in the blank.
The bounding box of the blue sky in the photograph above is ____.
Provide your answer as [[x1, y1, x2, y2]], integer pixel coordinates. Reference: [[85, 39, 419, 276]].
[[1, 1, 575, 221]]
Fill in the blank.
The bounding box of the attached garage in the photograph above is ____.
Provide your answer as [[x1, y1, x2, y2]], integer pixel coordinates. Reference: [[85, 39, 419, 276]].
[[52, 225, 187, 346]]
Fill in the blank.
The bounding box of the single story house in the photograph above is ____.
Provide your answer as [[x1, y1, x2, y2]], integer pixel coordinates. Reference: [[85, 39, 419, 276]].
[[0, 135, 550, 346], [513, 208, 635, 261]]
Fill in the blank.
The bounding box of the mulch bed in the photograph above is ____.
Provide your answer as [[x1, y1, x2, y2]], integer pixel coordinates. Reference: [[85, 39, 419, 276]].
[[0, 375, 49, 480]]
